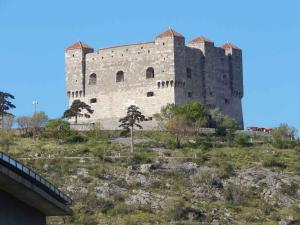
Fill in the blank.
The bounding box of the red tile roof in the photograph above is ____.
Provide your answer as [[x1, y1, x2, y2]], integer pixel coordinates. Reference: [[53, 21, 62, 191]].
[[221, 43, 241, 50], [66, 41, 93, 51], [156, 28, 184, 39], [189, 36, 213, 44]]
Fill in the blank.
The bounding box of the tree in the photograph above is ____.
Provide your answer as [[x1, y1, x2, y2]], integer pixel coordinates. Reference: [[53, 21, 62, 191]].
[[16, 116, 32, 136], [63, 100, 94, 124], [1, 115, 15, 130], [155, 102, 209, 148], [44, 119, 71, 140], [119, 105, 146, 152], [0, 130, 14, 153], [271, 123, 298, 149], [210, 108, 239, 136], [0, 91, 16, 129], [31, 112, 48, 138]]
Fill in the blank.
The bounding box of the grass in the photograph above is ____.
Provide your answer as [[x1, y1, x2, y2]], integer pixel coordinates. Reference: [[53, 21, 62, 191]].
[[2, 130, 300, 225]]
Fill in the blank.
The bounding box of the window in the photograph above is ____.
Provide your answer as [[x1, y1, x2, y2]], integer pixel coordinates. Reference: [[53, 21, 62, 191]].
[[186, 68, 192, 79], [170, 80, 174, 87], [90, 98, 97, 103], [147, 91, 154, 97], [157, 82, 161, 88], [188, 92, 192, 98], [166, 81, 169, 87], [67, 91, 70, 97], [75, 91, 78, 97], [225, 98, 230, 104], [116, 71, 124, 82], [146, 67, 154, 79]]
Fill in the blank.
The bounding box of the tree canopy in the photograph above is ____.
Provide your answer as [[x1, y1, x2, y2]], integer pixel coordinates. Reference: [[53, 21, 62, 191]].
[[0, 91, 16, 129], [119, 105, 146, 152], [63, 100, 94, 124]]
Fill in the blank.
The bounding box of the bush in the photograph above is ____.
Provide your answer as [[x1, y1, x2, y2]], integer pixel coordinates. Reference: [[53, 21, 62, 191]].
[[164, 197, 191, 221], [43, 118, 71, 140], [262, 158, 287, 169], [224, 183, 250, 205], [130, 151, 153, 164], [271, 123, 297, 149], [65, 133, 88, 143], [234, 133, 252, 147]]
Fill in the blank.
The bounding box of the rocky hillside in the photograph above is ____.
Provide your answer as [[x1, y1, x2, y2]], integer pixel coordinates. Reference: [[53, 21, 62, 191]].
[[6, 131, 300, 225]]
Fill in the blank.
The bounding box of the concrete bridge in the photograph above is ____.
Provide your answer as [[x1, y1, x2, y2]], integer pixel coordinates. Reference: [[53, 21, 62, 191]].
[[0, 151, 72, 225]]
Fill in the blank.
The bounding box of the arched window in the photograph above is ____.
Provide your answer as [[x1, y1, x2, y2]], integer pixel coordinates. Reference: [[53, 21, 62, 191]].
[[157, 82, 161, 88], [162, 81, 165, 88], [146, 67, 154, 79], [186, 68, 192, 79], [116, 71, 124, 82], [89, 73, 97, 85], [170, 80, 174, 87]]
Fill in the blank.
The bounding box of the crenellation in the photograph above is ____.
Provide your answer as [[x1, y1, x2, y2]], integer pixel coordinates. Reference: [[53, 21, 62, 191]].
[[65, 28, 244, 129]]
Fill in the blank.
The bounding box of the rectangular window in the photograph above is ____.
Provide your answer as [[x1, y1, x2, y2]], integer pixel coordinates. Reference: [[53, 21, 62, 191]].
[[147, 91, 154, 97], [225, 98, 229, 104], [188, 92, 192, 98], [90, 98, 97, 103]]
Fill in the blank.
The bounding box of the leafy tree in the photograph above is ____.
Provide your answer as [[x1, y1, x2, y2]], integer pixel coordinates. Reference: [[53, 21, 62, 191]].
[[63, 100, 94, 124], [0, 91, 16, 129], [271, 123, 297, 149], [44, 118, 71, 140], [119, 105, 146, 152], [210, 107, 239, 137], [155, 102, 209, 148]]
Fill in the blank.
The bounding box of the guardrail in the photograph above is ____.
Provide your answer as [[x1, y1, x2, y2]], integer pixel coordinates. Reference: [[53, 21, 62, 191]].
[[0, 151, 72, 205]]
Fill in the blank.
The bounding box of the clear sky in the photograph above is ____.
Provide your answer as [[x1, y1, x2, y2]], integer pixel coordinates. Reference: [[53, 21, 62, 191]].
[[0, 0, 299, 130]]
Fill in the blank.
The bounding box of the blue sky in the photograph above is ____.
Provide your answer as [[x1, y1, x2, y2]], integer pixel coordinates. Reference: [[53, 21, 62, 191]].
[[0, 0, 299, 130]]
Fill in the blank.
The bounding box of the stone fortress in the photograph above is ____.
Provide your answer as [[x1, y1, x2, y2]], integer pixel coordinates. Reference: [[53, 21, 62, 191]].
[[65, 28, 244, 130]]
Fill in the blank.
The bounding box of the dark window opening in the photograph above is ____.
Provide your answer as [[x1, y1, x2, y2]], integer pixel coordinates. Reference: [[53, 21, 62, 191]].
[[186, 68, 192, 79], [147, 91, 154, 97], [89, 73, 97, 85], [116, 71, 124, 82], [146, 67, 154, 79], [157, 82, 161, 88], [225, 98, 230, 104], [166, 81, 169, 87], [75, 91, 78, 97], [188, 92, 192, 98], [90, 98, 97, 103], [170, 80, 174, 87], [67, 91, 70, 97]]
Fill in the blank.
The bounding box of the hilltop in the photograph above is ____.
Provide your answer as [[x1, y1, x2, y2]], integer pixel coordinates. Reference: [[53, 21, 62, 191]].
[[4, 130, 300, 225]]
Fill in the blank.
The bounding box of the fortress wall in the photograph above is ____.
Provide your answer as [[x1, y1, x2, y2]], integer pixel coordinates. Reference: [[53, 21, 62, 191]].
[[73, 38, 176, 128]]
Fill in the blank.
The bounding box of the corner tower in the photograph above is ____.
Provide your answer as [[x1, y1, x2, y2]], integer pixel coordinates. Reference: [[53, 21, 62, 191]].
[[65, 41, 94, 104]]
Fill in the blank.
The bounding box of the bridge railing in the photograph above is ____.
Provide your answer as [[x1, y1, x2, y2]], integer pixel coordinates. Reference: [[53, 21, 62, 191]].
[[0, 151, 72, 205]]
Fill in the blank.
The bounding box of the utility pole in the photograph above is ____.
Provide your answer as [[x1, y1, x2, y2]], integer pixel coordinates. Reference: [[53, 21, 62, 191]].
[[32, 100, 38, 114]]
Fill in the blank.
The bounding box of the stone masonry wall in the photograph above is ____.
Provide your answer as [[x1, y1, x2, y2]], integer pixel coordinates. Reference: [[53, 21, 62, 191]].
[[65, 30, 244, 130]]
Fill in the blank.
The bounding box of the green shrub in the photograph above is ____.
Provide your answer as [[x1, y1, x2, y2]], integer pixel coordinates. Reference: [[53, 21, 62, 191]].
[[224, 183, 250, 205], [262, 158, 287, 169], [234, 133, 252, 147], [164, 197, 191, 221], [43, 118, 71, 140], [130, 151, 153, 164], [271, 124, 297, 149], [65, 133, 88, 143]]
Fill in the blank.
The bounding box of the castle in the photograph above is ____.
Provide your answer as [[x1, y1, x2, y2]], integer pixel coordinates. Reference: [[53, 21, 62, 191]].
[[65, 28, 244, 130]]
